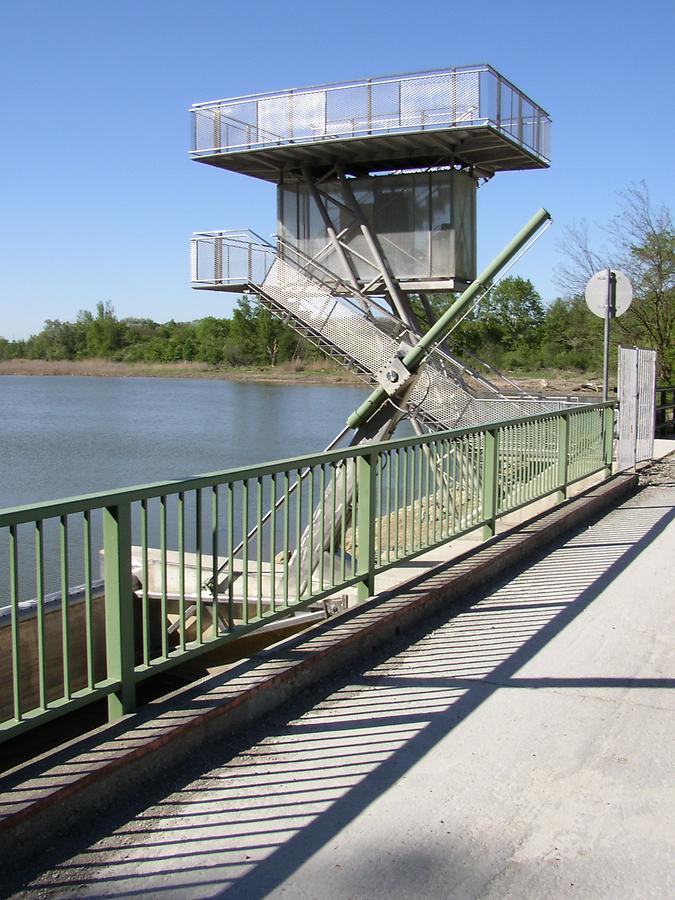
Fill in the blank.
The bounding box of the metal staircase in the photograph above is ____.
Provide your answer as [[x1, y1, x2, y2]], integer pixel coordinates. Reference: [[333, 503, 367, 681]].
[[188, 68, 570, 605], [192, 231, 566, 433]]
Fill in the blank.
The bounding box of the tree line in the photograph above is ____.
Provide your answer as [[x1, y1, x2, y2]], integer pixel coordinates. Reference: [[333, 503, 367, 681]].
[[0, 299, 321, 368], [0, 284, 609, 375], [2, 184, 671, 380]]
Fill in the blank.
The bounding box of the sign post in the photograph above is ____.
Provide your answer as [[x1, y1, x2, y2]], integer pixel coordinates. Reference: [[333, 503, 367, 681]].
[[584, 269, 633, 400], [602, 268, 616, 401]]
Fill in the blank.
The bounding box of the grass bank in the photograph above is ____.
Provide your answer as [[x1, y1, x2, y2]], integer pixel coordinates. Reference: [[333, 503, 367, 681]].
[[0, 358, 364, 386], [0, 358, 603, 396]]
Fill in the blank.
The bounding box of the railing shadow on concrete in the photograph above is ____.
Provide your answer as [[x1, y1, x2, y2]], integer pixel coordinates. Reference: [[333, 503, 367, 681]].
[[8, 485, 674, 897]]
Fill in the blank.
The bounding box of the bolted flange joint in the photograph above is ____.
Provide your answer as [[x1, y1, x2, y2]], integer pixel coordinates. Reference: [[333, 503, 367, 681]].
[[376, 349, 415, 397]]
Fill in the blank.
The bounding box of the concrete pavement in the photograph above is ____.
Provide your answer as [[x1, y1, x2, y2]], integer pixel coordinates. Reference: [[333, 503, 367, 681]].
[[10, 465, 674, 899]]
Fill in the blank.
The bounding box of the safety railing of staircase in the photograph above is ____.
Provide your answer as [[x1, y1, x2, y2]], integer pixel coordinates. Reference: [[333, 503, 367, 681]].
[[0, 403, 614, 744]]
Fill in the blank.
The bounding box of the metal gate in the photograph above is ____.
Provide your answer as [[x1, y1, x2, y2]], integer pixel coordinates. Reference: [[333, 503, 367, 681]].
[[617, 346, 656, 471]]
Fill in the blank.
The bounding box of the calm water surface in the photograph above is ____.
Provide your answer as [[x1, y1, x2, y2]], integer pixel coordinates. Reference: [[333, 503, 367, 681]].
[[0, 376, 369, 509]]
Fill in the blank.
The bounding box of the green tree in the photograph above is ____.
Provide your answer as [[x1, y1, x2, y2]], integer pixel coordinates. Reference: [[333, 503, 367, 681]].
[[477, 277, 545, 354], [223, 298, 258, 365], [194, 316, 230, 364], [557, 182, 674, 381], [540, 296, 603, 370], [223, 298, 306, 366], [77, 301, 127, 358], [411, 279, 547, 369], [0, 299, 319, 369], [0, 337, 12, 360], [32, 319, 86, 360], [439, 277, 545, 368]]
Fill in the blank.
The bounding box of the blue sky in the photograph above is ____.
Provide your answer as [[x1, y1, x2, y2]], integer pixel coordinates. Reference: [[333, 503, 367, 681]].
[[1, 0, 673, 338]]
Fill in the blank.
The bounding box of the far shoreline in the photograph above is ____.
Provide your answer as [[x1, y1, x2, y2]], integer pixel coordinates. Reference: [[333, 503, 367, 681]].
[[0, 358, 365, 387], [0, 358, 603, 396]]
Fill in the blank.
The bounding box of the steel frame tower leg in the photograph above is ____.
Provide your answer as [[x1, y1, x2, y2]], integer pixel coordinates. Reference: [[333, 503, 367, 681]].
[[334, 165, 420, 330], [297, 164, 422, 333], [300, 166, 365, 300], [278, 394, 413, 600]]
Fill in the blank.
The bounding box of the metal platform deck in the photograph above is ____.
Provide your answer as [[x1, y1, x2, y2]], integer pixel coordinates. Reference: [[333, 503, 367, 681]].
[[190, 65, 551, 181]]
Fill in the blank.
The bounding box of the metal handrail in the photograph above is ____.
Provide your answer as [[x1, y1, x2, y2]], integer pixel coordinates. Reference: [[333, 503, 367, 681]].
[[0, 402, 614, 744], [655, 384, 675, 434], [0, 405, 614, 528], [190, 229, 562, 406], [192, 64, 548, 116], [191, 65, 551, 163]]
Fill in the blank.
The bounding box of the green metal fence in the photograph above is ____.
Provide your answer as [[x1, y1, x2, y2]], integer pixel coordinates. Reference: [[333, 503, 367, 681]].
[[0, 402, 614, 743], [655, 385, 675, 435]]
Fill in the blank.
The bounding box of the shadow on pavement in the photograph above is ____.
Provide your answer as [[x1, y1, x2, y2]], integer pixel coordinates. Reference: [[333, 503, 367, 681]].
[[7, 490, 675, 899]]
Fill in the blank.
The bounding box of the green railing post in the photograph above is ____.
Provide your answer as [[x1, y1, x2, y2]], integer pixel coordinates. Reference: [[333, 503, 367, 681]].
[[103, 502, 136, 719], [655, 388, 665, 432], [556, 412, 570, 502], [482, 427, 499, 539], [356, 451, 377, 601], [603, 405, 615, 477]]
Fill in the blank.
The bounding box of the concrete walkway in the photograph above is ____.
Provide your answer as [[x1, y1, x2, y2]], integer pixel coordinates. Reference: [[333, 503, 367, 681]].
[[10, 467, 674, 899]]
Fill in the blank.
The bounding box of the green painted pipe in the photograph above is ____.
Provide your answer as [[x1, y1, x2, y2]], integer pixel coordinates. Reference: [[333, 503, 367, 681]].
[[346, 207, 552, 430]]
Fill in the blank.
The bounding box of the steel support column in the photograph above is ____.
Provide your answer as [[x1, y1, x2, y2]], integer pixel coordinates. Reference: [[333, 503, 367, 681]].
[[334, 165, 420, 330], [301, 166, 365, 298]]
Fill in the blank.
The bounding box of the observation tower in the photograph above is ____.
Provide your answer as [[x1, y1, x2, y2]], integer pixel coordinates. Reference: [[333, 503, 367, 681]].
[[189, 65, 561, 437]]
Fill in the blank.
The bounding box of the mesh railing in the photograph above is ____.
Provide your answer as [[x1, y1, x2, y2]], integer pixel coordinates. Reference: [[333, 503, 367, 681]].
[[191, 66, 551, 164], [191, 230, 276, 287]]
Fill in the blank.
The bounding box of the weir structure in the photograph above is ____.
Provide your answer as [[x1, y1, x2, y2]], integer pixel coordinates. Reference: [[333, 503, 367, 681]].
[[1, 65, 619, 746], [190, 65, 563, 434], [190, 65, 574, 596]]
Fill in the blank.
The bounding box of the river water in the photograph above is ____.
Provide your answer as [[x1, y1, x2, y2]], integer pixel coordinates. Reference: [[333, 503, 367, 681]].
[[0, 377, 371, 599], [0, 376, 369, 509]]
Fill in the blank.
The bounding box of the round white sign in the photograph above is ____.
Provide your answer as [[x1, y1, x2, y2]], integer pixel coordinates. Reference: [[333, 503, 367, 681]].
[[584, 269, 633, 318]]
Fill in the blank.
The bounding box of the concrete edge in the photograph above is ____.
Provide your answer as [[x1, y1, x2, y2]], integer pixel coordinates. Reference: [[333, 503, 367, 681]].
[[0, 472, 639, 862]]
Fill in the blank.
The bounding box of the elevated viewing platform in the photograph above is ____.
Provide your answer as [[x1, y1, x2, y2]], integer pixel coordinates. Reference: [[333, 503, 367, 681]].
[[190, 65, 551, 181]]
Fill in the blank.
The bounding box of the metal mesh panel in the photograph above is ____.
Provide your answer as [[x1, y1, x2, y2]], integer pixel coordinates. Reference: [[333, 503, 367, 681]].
[[408, 356, 565, 429], [193, 109, 217, 153], [366, 80, 404, 131], [192, 233, 568, 431], [399, 71, 480, 127], [191, 66, 551, 163], [192, 233, 275, 286], [256, 96, 290, 143], [324, 84, 371, 135], [261, 258, 566, 430], [262, 258, 403, 379], [258, 93, 328, 143], [277, 171, 477, 285], [617, 347, 656, 470]]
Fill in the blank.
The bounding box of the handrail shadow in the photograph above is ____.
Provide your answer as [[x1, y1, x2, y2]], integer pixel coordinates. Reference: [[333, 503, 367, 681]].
[[5, 489, 674, 898]]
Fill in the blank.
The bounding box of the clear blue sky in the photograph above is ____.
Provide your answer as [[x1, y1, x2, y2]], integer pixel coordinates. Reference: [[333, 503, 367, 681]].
[[1, 0, 673, 338]]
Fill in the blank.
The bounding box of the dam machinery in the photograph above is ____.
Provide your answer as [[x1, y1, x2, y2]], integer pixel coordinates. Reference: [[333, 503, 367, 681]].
[[190, 65, 559, 435], [189, 65, 571, 598], [2, 66, 618, 737], [185, 65, 580, 612]]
